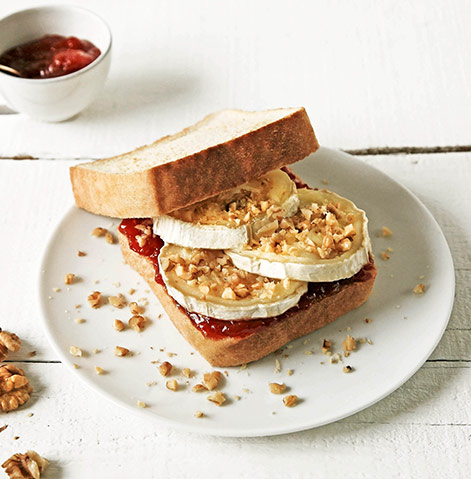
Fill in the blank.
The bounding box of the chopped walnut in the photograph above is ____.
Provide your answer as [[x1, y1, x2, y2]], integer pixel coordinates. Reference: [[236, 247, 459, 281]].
[[95, 366, 105, 375], [182, 368, 192, 378], [380, 251, 390, 260], [343, 365, 353, 373], [166, 379, 178, 391], [322, 339, 332, 354], [69, 346, 82, 357], [269, 382, 286, 394], [64, 273, 75, 285], [2, 450, 49, 479], [192, 384, 207, 392], [137, 400, 146, 408], [105, 232, 115, 244], [343, 335, 356, 352], [77, 250, 86, 257], [381, 226, 393, 237], [113, 319, 125, 331], [129, 302, 143, 314], [0, 365, 33, 413], [88, 291, 102, 309], [202, 371, 222, 391], [413, 283, 426, 294], [109, 294, 126, 308], [114, 346, 130, 357], [207, 391, 226, 406], [194, 411, 204, 418], [0, 330, 21, 361], [159, 362, 172, 377], [283, 395, 298, 407], [128, 315, 147, 332], [91, 227, 107, 237]]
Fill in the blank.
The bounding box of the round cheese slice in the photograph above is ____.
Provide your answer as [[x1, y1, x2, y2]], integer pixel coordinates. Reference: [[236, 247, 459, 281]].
[[153, 169, 299, 250], [158, 244, 308, 320], [226, 188, 372, 282]]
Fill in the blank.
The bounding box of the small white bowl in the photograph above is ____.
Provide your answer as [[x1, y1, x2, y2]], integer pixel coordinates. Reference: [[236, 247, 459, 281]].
[[0, 5, 112, 122]]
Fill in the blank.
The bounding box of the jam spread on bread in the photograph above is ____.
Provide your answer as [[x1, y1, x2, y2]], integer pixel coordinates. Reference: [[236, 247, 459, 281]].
[[119, 218, 375, 340], [0, 34, 101, 79]]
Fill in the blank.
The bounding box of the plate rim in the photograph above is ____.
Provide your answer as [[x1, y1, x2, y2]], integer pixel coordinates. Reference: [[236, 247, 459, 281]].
[[37, 147, 455, 437]]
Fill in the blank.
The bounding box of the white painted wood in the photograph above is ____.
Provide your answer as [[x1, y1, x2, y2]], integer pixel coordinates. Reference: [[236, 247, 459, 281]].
[[1, 0, 471, 158]]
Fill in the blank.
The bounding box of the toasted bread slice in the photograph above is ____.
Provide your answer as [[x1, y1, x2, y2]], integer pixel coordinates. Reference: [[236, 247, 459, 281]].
[[70, 108, 318, 218], [118, 230, 377, 367]]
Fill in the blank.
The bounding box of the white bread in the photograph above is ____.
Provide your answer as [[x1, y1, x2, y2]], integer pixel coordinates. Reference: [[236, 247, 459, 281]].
[[70, 107, 318, 218], [118, 229, 377, 367]]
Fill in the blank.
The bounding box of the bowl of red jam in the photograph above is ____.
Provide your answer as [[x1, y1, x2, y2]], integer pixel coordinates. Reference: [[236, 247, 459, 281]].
[[0, 5, 112, 122]]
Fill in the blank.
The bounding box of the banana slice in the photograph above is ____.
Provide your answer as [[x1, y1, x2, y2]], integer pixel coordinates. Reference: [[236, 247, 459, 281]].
[[153, 170, 299, 249], [158, 244, 308, 320], [226, 188, 372, 282]]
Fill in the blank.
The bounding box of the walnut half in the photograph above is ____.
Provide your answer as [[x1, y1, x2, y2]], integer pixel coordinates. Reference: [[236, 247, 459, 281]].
[[0, 330, 22, 361], [0, 365, 33, 413], [2, 450, 49, 479]]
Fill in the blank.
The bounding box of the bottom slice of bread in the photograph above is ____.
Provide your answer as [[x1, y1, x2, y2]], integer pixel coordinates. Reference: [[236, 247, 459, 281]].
[[119, 231, 377, 367]]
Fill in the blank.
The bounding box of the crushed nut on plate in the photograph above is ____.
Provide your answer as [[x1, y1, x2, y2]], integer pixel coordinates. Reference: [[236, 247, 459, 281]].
[[129, 315, 147, 332], [207, 391, 226, 406], [381, 226, 392, 237], [283, 395, 298, 407], [129, 301, 144, 314], [0, 330, 21, 361], [69, 346, 82, 357], [194, 411, 204, 418], [166, 379, 178, 391], [202, 371, 222, 391], [137, 400, 146, 408], [64, 273, 75, 285], [77, 250, 86, 257], [192, 384, 207, 392], [114, 346, 130, 357], [159, 362, 172, 377], [343, 365, 353, 373], [182, 368, 192, 378], [105, 232, 115, 244], [413, 283, 426, 294], [88, 291, 102, 308], [2, 450, 48, 479], [91, 227, 107, 237], [0, 365, 33, 413], [342, 335, 356, 352], [269, 382, 286, 394], [322, 339, 332, 354], [109, 294, 126, 308], [95, 366, 105, 375], [113, 319, 125, 332]]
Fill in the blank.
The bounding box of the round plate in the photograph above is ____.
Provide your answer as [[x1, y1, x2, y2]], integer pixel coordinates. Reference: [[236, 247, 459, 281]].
[[38, 147, 454, 437]]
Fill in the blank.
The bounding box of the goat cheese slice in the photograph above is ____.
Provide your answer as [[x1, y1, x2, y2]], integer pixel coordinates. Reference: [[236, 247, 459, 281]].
[[226, 188, 372, 282], [158, 244, 308, 320], [153, 170, 299, 250]]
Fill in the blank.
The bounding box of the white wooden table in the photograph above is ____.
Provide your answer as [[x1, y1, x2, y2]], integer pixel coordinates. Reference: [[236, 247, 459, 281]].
[[1, 1, 470, 477]]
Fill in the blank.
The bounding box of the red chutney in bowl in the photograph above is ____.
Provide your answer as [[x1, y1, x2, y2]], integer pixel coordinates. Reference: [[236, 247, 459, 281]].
[[0, 34, 101, 79]]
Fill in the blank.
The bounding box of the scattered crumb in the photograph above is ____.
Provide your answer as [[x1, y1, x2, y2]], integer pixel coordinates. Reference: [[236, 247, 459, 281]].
[[287, 369, 294, 376], [53, 287, 61, 293], [381, 226, 392, 237], [93, 349, 100, 354], [75, 318, 85, 324], [365, 318, 371, 324], [88, 291, 102, 308], [274, 359, 282, 373], [182, 368, 191, 378], [64, 273, 75, 285], [28, 351, 36, 358], [346, 326, 352, 332], [343, 335, 356, 352], [14, 436, 19, 440], [109, 294, 126, 308], [418, 274, 425, 280], [192, 384, 207, 392], [321, 179, 328, 185], [0, 425, 8, 433], [137, 400, 146, 408], [105, 232, 115, 244], [304, 350, 313, 355], [207, 391, 226, 406], [380, 251, 390, 260], [69, 346, 82, 357], [322, 339, 332, 353], [413, 283, 426, 294], [112, 282, 121, 288], [283, 395, 298, 407], [159, 361, 172, 377], [242, 388, 250, 394], [194, 411, 204, 418], [269, 382, 286, 394], [78, 250, 86, 257], [92, 227, 107, 237], [240, 363, 247, 370], [95, 366, 105, 375], [128, 315, 147, 332], [166, 352, 176, 358], [27, 413, 34, 418], [115, 346, 130, 357], [343, 365, 353, 373], [114, 319, 125, 331], [203, 371, 222, 391], [166, 379, 178, 391], [128, 288, 136, 295], [129, 301, 144, 315], [234, 395, 241, 401], [146, 381, 157, 387], [72, 363, 79, 369]]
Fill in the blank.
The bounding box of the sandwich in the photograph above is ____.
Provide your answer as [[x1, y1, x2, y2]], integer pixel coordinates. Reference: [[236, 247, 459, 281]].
[[70, 107, 377, 367]]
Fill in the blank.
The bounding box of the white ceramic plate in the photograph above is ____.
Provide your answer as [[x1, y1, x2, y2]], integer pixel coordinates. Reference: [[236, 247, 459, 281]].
[[38, 147, 454, 437]]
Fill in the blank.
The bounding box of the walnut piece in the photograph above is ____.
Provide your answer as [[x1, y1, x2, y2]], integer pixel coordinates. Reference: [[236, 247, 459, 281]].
[[283, 395, 298, 407], [321, 339, 332, 354], [91, 227, 107, 237], [128, 315, 147, 332], [114, 346, 130, 357], [202, 371, 222, 391], [192, 384, 206, 392], [269, 382, 286, 394], [343, 365, 353, 373], [2, 450, 48, 479], [105, 232, 115, 244], [182, 368, 192, 378], [0, 365, 33, 413], [207, 391, 226, 406], [413, 283, 426, 294], [69, 346, 82, 357], [64, 273, 75, 285], [166, 379, 178, 391], [113, 319, 125, 332], [0, 330, 22, 361], [342, 335, 356, 352], [381, 226, 393, 237], [108, 294, 126, 308], [129, 302, 143, 315], [88, 291, 102, 308], [194, 411, 204, 418], [159, 362, 172, 377]]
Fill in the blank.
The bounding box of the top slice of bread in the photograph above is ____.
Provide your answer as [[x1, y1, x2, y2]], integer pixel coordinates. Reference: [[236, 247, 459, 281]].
[[70, 107, 319, 218]]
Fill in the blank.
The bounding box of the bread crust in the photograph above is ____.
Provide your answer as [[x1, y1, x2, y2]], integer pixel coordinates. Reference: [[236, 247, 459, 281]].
[[70, 108, 318, 218], [118, 231, 377, 367]]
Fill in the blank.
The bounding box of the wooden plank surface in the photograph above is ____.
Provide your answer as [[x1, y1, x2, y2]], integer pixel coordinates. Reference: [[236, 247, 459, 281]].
[[0, 152, 469, 477], [1, 0, 471, 158]]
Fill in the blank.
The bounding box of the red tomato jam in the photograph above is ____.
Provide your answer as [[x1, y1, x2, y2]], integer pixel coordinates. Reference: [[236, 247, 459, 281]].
[[119, 218, 375, 341], [0, 34, 101, 79]]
